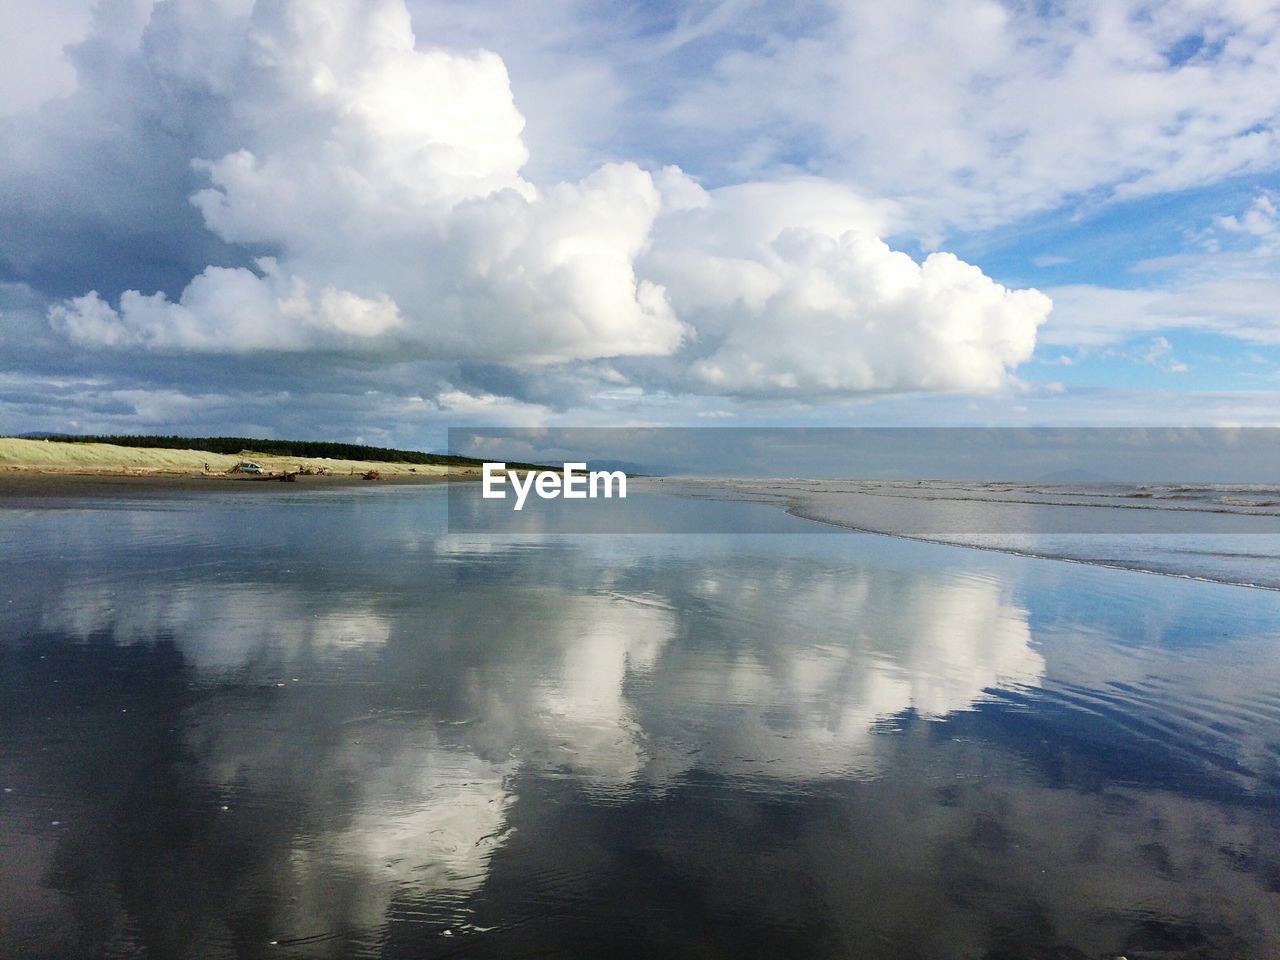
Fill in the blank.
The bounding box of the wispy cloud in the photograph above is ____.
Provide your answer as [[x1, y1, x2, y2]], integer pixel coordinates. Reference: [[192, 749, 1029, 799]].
[[662, 1, 1280, 231]]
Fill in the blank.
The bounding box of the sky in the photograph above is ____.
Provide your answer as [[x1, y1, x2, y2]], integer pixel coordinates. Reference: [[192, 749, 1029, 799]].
[[1, 0, 1279, 450], [449, 427, 1280, 481]]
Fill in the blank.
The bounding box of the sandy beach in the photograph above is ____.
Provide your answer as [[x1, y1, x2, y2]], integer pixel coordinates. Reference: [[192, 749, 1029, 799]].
[[0, 470, 470, 498], [0, 437, 482, 497]]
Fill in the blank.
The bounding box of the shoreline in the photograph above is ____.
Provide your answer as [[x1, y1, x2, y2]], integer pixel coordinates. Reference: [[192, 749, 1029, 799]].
[[0, 437, 489, 496], [781, 499, 1280, 592], [641, 476, 1280, 592], [0, 469, 471, 498], [8, 469, 1278, 591]]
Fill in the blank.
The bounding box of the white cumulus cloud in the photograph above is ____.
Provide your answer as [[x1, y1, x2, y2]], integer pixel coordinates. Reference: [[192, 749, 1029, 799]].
[[51, 0, 684, 364], [647, 174, 1051, 395], [34, 0, 1050, 402]]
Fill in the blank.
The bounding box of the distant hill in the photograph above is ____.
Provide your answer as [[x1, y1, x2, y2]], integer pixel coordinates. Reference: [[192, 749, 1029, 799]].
[[8, 434, 546, 469]]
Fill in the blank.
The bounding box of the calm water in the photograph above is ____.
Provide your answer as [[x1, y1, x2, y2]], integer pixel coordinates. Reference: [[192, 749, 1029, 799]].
[[2, 485, 1280, 958]]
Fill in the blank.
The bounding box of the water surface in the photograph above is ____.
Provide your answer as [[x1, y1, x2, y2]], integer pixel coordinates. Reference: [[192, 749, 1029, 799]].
[[2, 485, 1279, 958], [648, 477, 1280, 587]]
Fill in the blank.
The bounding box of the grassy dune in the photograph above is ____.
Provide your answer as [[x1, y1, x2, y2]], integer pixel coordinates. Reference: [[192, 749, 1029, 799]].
[[0, 437, 480, 479]]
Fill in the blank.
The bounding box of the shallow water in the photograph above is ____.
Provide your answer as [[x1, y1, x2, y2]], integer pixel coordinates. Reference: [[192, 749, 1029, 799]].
[[2, 485, 1279, 958], [648, 477, 1280, 588]]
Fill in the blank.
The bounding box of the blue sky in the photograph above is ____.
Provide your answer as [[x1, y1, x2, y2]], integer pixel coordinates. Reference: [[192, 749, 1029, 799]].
[[1, 0, 1279, 449], [944, 177, 1280, 385]]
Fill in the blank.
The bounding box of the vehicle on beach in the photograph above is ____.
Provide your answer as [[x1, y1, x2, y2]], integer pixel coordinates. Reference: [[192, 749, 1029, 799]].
[[234, 460, 264, 474]]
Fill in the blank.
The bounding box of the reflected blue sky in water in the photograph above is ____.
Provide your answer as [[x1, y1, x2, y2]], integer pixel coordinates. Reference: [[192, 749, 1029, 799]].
[[2, 486, 1279, 958]]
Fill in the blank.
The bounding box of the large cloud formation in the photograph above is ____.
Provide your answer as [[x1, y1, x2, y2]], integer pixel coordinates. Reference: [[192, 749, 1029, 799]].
[[8, 0, 1050, 413], [47, 0, 683, 363]]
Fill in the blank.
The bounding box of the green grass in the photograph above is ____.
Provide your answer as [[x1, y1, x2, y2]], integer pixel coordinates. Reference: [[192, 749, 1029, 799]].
[[0, 437, 468, 477]]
